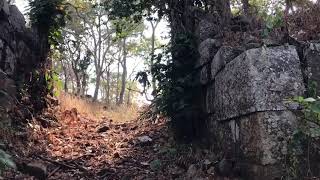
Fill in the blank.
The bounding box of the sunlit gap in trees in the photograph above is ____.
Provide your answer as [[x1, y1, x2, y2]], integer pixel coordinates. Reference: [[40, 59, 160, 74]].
[[14, 0, 170, 106]]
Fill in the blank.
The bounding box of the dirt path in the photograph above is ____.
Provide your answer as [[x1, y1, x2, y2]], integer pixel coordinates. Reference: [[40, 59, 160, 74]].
[[2, 108, 227, 180]]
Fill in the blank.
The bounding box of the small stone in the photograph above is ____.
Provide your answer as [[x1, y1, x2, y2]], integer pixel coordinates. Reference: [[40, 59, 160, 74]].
[[137, 136, 152, 144], [0, 0, 10, 16], [113, 152, 120, 158], [245, 42, 262, 50], [187, 164, 198, 178], [170, 166, 184, 177], [207, 166, 215, 175], [97, 126, 109, 133], [24, 162, 47, 180], [217, 158, 233, 176], [203, 159, 212, 166], [140, 162, 149, 166]]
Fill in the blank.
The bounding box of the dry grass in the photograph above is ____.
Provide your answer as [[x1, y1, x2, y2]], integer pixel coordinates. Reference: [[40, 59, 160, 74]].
[[57, 93, 139, 123]]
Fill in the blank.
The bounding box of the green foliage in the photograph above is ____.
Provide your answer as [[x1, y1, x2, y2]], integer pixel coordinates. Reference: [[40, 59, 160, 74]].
[[286, 95, 320, 178], [28, 0, 67, 45], [152, 33, 199, 116], [258, 1, 285, 37], [0, 149, 16, 175], [293, 96, 320, 130], [45, 71, 63, 97]]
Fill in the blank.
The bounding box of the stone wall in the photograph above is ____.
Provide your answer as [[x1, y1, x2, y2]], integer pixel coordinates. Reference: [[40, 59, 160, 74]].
[[0, 0, 42, 125], [197, 16, 320, 179]]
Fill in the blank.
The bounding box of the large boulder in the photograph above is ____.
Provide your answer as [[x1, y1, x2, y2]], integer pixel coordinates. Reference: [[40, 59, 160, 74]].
[[304, 43, 320, 95], [211, 46, 243, 79], [8, 5, 26, 32], [0, 70, 16, 126], [212, 46, 305, 121], [198, 15, 220, 41], [0, 69, 16, 100], [3, 46, 16, 76], [0, 0, 10, 16], [198, 38, 222, 66], [208, 111, 298, 180], [199, 65, 209, 85]]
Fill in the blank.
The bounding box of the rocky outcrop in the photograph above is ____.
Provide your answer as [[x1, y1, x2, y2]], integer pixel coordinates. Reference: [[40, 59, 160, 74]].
[[195, 16, 318, 179], [304, 43, 320, 95], [213, 46, 304, 121], [0, 2, 42, 125]]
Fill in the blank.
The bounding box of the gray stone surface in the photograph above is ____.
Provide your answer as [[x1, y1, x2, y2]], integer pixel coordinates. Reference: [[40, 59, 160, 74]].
[[0, 0, 10, 16], [198, 38, 222, 66], [200, 65, 208, 85], [238, 111, 298, 166], [0, 69, 15, 95], [4, 46, 15, 75], [211, 46, 243, 78], [0, 69, 16, 115], [213, 46, 305, 121], [206, 84, 214, 113], [207, 111, 298, 179], [199, 16, 220, 41], [8, 5, 25, 32], [304, 43, 320, 95]]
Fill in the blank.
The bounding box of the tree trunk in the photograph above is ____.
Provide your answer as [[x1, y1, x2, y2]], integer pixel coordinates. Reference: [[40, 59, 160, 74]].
[[81, 73, 88, 96], [62, 64, 68, 92], [149, 19, 160, 94], [106, 68, 111, 105], [93, 71, 101, 101], [74, 71, 81, 95], [116, 60, 120, 104], [127, 88, 131, 106], [216, 0, 232, 26], [242, 0, 250, 17], [118, 38, 127, 105], [64, 74, 68, 92]]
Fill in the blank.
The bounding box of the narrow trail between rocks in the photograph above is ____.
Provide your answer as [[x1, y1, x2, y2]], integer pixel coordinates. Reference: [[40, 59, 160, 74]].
[[3, 108, 231, 180], [10, 111, 172, 179], [3, 107, 191, 180]]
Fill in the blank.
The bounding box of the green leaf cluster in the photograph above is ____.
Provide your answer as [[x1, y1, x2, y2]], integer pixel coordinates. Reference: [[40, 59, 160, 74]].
[[28, 0, 67, 45]]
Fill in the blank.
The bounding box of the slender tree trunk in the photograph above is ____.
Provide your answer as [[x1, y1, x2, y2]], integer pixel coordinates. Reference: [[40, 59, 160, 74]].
[[74, 71, 81, 95], [149, 19, 160, 94], [64, 74, 68, 92], [127, 88, 131, 106], [93, 70, 101, 101], [118, 38, 127, 105], [106, 68, 111, 105], [116, 60, 120, 104], [62, 64, 68, 92], [81, 73, 88, 96], [216, 0, 232, 26]]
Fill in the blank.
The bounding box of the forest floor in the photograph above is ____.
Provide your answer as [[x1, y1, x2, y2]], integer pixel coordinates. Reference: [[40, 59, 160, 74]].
[[1, 96, 230, 180]]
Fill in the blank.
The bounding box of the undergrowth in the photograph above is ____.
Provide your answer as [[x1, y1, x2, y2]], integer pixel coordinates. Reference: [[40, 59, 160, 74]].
[[58, 93, 139, 123], [287, 95, 320, 179]]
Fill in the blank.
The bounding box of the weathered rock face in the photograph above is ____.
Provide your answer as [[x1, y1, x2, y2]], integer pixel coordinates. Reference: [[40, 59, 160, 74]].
[[304, 43, 320, 95], [196, 19, 311, 178], [213, 46, 304, 121], [8, 5, 26, 32], [210, 46, 243, 79], [0, 3, 41, 125]]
